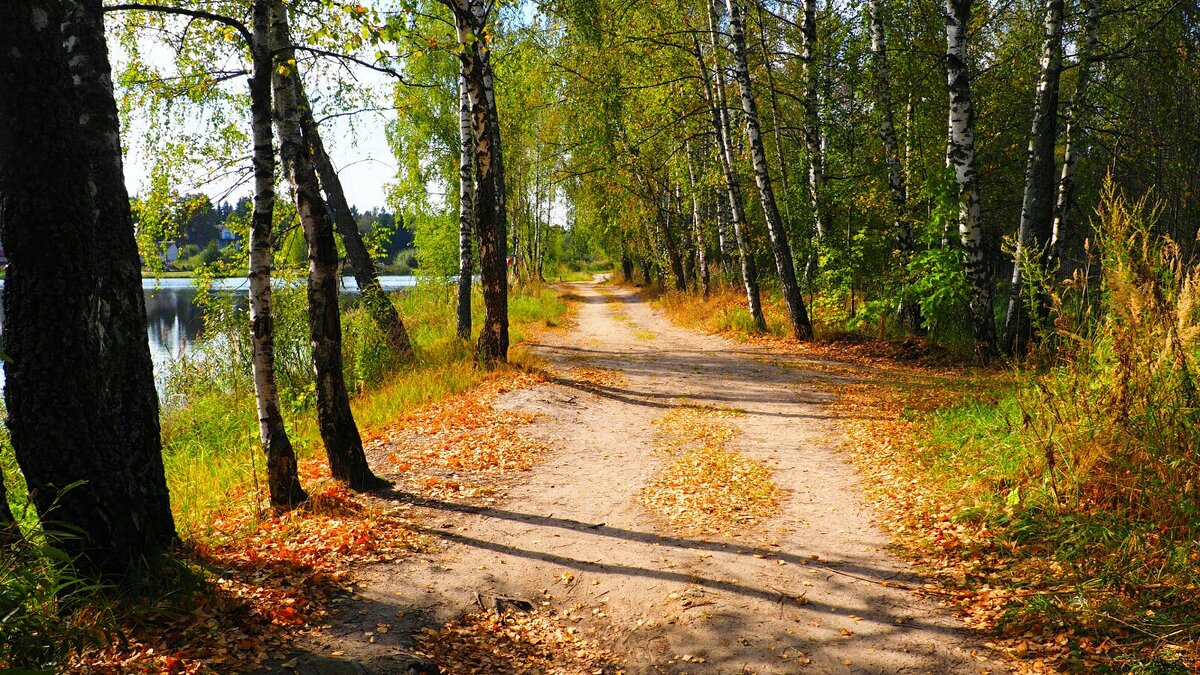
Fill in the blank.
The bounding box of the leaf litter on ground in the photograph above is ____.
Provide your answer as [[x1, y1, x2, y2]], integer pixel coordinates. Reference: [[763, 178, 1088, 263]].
[[641, 404, 781, 538]]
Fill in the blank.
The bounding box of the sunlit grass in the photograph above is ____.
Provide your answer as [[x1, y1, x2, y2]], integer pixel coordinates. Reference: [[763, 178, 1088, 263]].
[[160, 282, 572, 537]]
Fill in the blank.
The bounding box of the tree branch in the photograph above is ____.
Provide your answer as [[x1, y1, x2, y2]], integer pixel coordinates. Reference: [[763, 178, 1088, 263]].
[[286, 45, 437, 88], [104, 3, 252, 47]]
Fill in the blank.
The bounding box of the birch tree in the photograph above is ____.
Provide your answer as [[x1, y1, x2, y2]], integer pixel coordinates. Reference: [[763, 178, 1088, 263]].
[[801, 0, 830, 243], [293, 82, 413, 358], [445, 0, 510, 363], [945, 0, 996, 356], [686, 140, 711, 297], [249, 0, 307, 508], [697, 10, 766, 331], [0, 0, 177, 575], [457, 69, 476, 340], [1005, 0, 1065, 353], [62, 0, 177, 543], [272, 2, 385, 491], [868, 0, 919, 329], [1050, 0, 1100, 266], [727, 0, 814, 340]]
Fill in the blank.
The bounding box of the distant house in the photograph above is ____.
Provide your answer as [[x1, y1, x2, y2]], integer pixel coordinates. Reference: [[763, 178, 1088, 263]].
[[162, 242, 179, 264], [217, 225, 238, 248]]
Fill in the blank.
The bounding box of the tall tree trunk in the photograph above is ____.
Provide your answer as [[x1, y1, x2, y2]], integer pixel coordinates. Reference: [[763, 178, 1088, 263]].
[[945, 0, 997, 357], [246, 0, 304, 504], [452, 0, 509, 364], [62, 0, 177, 547], [868, 0, 921, 330], [0, 0, 172, 577], [800, 0, 830, 244], [1050, 0, 1099, 267], [457, 69, 475, 340], [621, 254, 635, 283], [754, 0, 789, 197], [660, 182, 688, 292], [292, 78, 412, 357], [686, 141, 711, 297], [249, 0, 306, 508], [727, 0, 814, 340], [713, 190, 734, 269], [272, 3, 383, 490], [696, 14, 766, 330], [1004, 0, 1065, 354]]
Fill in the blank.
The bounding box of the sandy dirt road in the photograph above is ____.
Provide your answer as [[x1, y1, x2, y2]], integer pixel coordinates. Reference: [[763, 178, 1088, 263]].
[[284, 278, 997, 674]]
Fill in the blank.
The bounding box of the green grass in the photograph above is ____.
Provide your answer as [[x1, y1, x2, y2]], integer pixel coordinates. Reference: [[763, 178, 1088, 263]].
[[159, 282, 571, 535], [140, 270, 196, 278], [913, 369, 1200, 670]]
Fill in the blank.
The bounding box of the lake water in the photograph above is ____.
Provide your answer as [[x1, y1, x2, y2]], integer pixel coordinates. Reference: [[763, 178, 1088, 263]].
[[0, 275, 419, 388]]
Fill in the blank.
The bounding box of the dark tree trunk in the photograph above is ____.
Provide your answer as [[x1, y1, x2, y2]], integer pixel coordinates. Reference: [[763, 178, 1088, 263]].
[[62, 0, 176, 548], [660, 184, 688, 292], [622, 255, 635, 283], [272, 3, 384, 490], [0, 466, 19, 543], [641, 261, 654, 286], [868, 0, 921, 331], [0, 0, 175, 577], [249, 0, 306, 508], [1005, 0, 1064, 354], [727, 0, 813, 340], [292, 79, 412, 357]]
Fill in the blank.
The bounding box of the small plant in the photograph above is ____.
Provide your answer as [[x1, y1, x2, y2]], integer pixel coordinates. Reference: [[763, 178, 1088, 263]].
[[0, 538, 113, 670]]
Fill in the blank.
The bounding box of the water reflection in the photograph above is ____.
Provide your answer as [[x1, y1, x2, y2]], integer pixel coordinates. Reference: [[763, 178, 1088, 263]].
[[0, 275, 418, 389]]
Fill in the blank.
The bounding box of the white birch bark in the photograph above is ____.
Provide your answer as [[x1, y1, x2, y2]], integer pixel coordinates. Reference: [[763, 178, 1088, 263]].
[[457, 69, 474, 340], [727, 0, 813, 340], [1050, 0, 1100, 265], [696, 12, 766, 329], [945, 0, 996, 356]]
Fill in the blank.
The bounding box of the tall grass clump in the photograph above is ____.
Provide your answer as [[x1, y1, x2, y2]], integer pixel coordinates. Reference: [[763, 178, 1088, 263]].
[[924, 179, 1200, 663], [0, 444, 116, 670], [0, 537, 114, 670]]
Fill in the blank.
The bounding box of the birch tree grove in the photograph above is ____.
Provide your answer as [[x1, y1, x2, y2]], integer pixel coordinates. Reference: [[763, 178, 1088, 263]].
[[6, 0, 1200, 664]]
